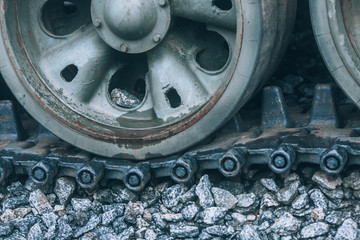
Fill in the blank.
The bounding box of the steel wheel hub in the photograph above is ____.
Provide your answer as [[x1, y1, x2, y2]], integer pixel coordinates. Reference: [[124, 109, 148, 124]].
[[91, 0, 171, 53]]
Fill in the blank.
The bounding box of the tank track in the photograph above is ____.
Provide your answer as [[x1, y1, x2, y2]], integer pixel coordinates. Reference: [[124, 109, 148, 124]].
[[1, 84, 360, 193]]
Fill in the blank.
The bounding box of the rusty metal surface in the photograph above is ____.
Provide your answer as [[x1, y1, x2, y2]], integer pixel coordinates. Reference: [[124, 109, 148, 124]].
[[1, 84, 360, 192]]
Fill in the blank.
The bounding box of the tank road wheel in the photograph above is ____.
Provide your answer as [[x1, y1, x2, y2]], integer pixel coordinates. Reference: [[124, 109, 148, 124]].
[[0, 0, 293, 159], [310, 0, 360, 107]]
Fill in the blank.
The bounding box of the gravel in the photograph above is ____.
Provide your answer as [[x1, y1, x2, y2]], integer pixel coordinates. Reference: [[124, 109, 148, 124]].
[[1, 166, 360, 239]]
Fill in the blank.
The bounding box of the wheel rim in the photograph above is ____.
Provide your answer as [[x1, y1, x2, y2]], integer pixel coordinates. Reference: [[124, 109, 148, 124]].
[[0, 0, 264, 159], [310, 0, 360, 106]]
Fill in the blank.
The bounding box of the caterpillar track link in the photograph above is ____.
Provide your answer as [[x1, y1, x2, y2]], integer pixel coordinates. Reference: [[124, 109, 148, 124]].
[[2, 84, 360, 192]]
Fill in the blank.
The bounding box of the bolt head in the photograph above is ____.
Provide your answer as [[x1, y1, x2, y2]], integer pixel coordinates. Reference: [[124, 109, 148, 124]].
[[94, 19, 102, 28], [273, 155, 287, 169], [223, 158, 236, 171], [79, 170, 93, 184], [175, 166, 187, 179], [153, 34, 161, 43], [33, 168, 46, 181], [325, 157, 340, 170], [120, 44, 128, 52], [128, 174, 141, 187], [158, 0, 167, 7]]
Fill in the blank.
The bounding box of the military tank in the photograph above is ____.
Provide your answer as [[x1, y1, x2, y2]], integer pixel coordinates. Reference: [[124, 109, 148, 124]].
[[1, 0, 360, 191]]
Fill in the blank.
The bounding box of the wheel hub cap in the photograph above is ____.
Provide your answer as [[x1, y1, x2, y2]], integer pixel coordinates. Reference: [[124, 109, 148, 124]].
[[91, 0, 171, 53]]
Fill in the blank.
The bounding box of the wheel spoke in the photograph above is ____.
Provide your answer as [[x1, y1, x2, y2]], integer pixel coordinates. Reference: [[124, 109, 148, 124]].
[[147, 42, 210, 121], [39, 27, 119, 103], [170, 0, 237, 31]]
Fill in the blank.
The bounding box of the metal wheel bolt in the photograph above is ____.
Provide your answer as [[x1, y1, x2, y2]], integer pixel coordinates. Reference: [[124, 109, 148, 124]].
[[80, 171, 93, 184], [325, 157, 339, 170], [120, 44, 129, 53], [33, 168, 46, 181], [153, 34, 161, 43], [94, 19, 102, 28], [128, 174, 141, 187], [273, 155, 287, 169], [158, 0, 167, 7], [175, 166, 187, 179]]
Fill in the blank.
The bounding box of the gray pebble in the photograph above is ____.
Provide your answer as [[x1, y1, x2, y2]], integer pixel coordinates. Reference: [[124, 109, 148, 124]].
[[276, 180, 300, 205], [261, 178, 280, 192], [54, 177, 76, 205], [162, 184, 184, 209], [201, 207, 227, 225], [169, 225, 199, 238], [309, 189, 328, 211], [124, 201, 144, 224], [325, 211, 343, 225], [271, 212, 301, 236], [291, 193, 309, 210], [73, 214, 101, 238], [239, 225, 262, 240], [102, 209, 120, 226], [71, 198, 92, 212], [196, 175, 214, 209], [0, 222, 13, 236], [215, 181, 245, 195], [27, 223, 43, 240], [94, 189, 113, 204], [181, 202, 199, 221], [344, 171, 360, 190], [237, 193, 257, 208], [41, 212, 58, 228], [2, 196, 28, 211], [29, 189, 53, 215], [312, 170, 342, 190], [144, 229, 157, 240], [205, 225, 234, 236], [211, 187, 237, 209], [141, 187, 160, 207], [300, 222, 329, 238], [112, 186, 138, 203], [334, 218, 359, 240], [161, 213, 183, 222]]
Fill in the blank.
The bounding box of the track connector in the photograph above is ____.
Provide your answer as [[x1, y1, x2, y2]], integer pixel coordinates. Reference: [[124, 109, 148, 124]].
[[320, 145, 348, 175], [76, 162, 105, 189], [30, 159, 58, 186], [171, 155, 198, 184], [269, 145, 296, 174], [218, 147, 246, 177], [124, 164, 151, 192]]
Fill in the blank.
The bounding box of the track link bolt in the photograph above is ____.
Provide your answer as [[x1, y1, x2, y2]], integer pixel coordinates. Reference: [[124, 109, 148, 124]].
[[320, 146, 347, 175], [128, 173, 141, 187], [33, 167, 46, 181], [219, 148, 246, 177], [273, 155, 287, 169], [79, 170, 93, 184], [30, 160, 58, 186], [269, 145, 295, 174], [171, 156, 197, 183], [124, 164, 151, 192], [76, 162, 104, 189], [175, 166, 188, 179]]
